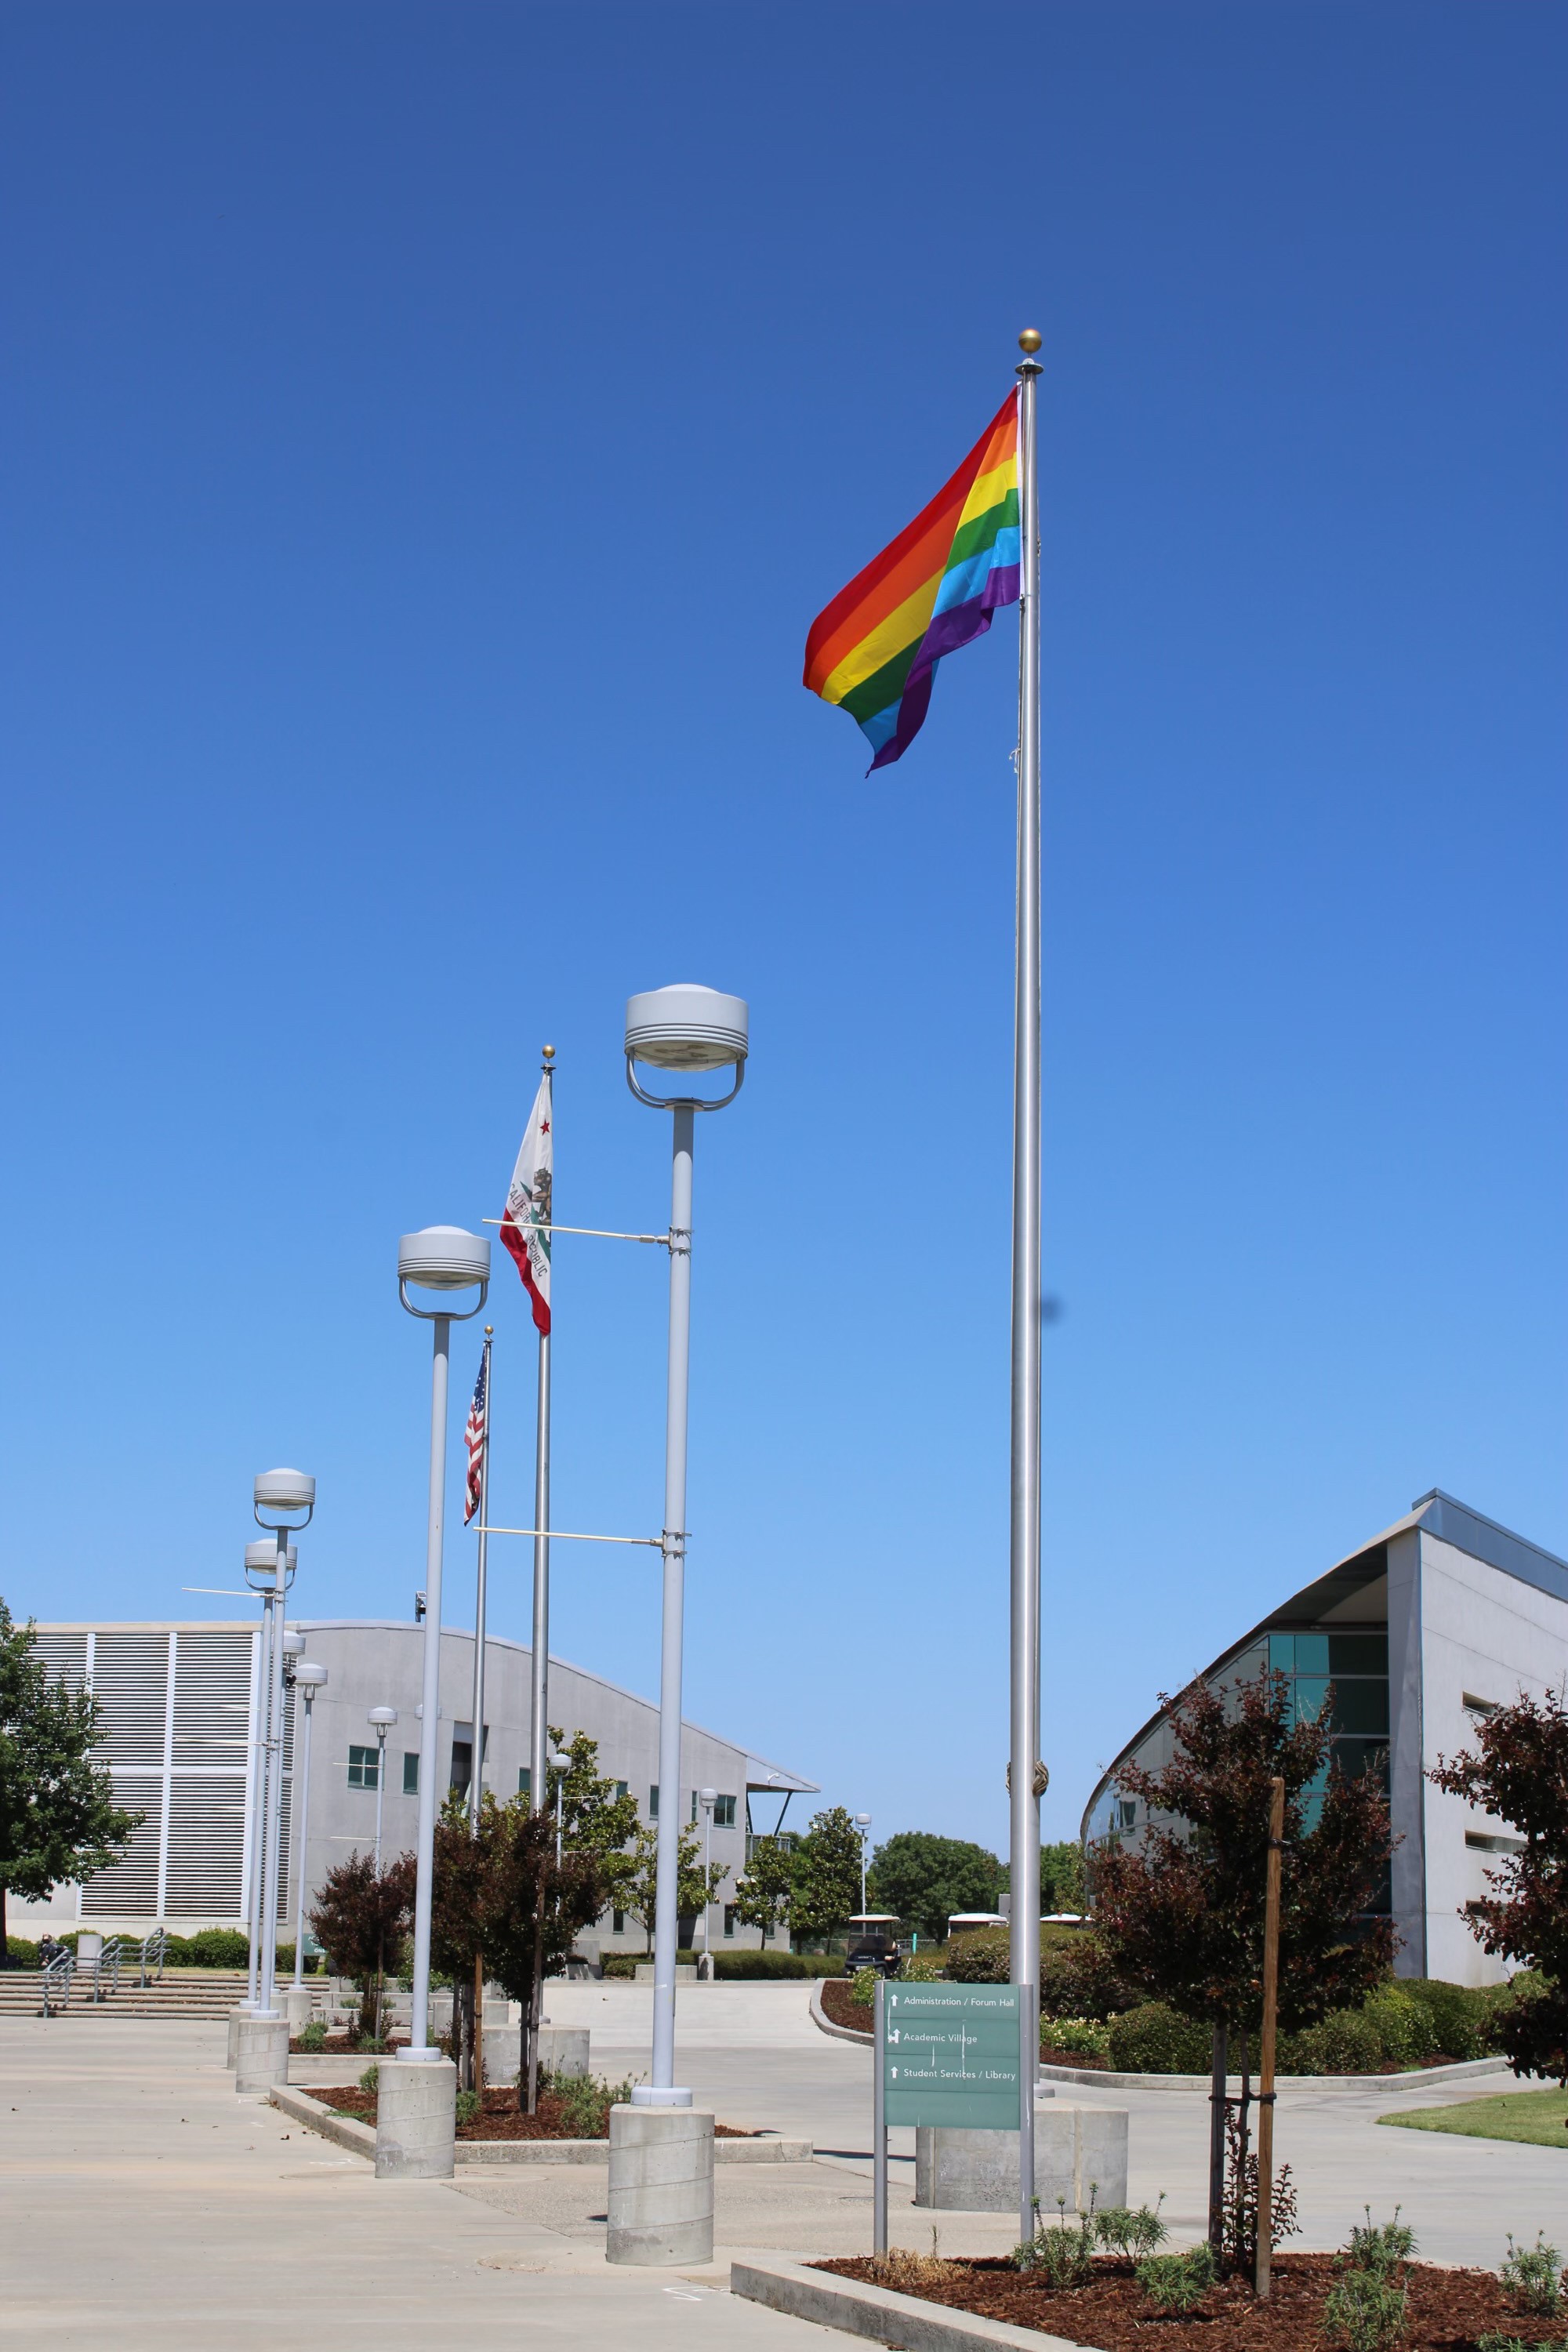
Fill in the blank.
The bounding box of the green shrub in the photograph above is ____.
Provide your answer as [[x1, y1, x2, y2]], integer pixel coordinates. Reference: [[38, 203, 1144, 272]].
[[1361, 1988, 1437, 2071], [1106, 2002, 1210, 2074], [358, 2063, 379, 2093], [1044, 2016, 1112, 2058], [184, 1929, 251, 1969], [1040, 1928, 1131, 2022], [1348, 2210, 1417, 2277], [898, 1952, 946, 1982], [601, 1954, 640, 1979], [1282, 2008, 1382, 2076], [550, 2071, 637, 2138], [1324, 2269, 1409, 2351], [1399, 1978, 1493, 2063], [1095, 2199, 1167, 2259], [947, 1927, 1010, 1984], [1016, 2207, 1096, 2287], [7, 1936, 40, 1965], [1501, 2235, 1564, 2317], [710, 1950, 840, 1980], [850, 1967, 879, 2009], [454, 2089, 481, 2126], [297, 2019, 327, 2053], [1137, 2246, 1216, 2314]]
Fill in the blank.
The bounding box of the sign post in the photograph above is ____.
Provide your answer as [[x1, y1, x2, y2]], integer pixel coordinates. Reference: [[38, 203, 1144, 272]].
[[873, 1981, 1026, 2254]]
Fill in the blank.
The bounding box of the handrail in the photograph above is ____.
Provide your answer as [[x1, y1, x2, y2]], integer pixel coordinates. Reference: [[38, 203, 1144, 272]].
[[93, 1938, 124, 2002], [40, 1951, 73, 2017], [137, 1929, 169, 1988]]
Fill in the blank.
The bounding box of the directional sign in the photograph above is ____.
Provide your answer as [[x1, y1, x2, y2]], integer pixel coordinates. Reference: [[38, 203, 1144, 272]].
[[881, 1983, 1022, 2130]]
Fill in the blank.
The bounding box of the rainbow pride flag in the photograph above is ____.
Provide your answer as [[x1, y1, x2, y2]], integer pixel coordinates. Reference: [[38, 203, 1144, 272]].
[[804, 391, 1020, 771]]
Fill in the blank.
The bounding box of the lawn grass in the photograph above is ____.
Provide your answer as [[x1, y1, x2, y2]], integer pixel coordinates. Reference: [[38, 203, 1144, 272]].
[[1379, 2086, 1568, 2147]]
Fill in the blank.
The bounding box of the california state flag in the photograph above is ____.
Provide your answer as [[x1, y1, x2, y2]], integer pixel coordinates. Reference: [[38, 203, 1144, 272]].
[[500, 1078, 552, 1334]]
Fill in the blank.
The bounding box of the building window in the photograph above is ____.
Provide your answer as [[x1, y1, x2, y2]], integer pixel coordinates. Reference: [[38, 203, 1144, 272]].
[[347, 1744, 379, 1791], [648, 1785, 659, 1819], [613, 1780, 628, 1799], [403, 1752, 419, 1795], [723, 1905, 736, 1940], [1463, 1693, 1499, 1719], [518, 1766, 532, 1796], [714, 1795, 736, 1828], [1116, 1799, 1136, 1832], [612, 1909, 626, 1933]]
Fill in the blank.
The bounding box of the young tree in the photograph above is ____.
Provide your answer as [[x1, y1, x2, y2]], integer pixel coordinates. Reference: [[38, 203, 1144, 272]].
[[866, 1831, 1000, 1941], [789, 1806, 865, 1945], [307, 1849, 416, 2041], [468, 1793, 608, 2103], [731, 1834, 795, 1943], [0, 1600, 142, 1955], [1090, 1665, 1394, 2030], [615, 1821, 722, 1952], [1430, 1687, 1568, 2086]]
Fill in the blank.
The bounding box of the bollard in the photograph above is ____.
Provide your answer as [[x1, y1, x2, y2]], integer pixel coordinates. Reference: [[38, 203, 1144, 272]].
[[607, 2104, 714, 2265]]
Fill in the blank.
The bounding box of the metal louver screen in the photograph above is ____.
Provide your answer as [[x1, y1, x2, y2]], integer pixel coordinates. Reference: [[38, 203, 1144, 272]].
[[80, 1803, 162, 1916], [29, 1632, 88, 1692], [91, 1633, 171, 1766], [172, 1630, 253, 1766], [165, 1776, 249, 1918]]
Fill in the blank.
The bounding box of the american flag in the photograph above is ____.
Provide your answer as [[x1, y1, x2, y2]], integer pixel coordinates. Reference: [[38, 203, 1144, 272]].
[[463, 1345, 488, 1526]]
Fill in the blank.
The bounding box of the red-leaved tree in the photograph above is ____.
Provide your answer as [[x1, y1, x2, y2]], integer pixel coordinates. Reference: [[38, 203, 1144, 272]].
[[1430, 1687, 1568, 2086]]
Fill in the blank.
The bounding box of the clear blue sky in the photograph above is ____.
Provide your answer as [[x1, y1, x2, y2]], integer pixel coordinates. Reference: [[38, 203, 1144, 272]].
[[2, 2, 1563, 1855]]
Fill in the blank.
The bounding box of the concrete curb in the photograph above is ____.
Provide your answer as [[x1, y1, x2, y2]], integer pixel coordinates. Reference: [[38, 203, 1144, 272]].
[[273, 2085, 811, 2165], [810, 1979, 872, 2045], [806, 1987, 1511, 2096], [731, 2256, 1091, 2350]]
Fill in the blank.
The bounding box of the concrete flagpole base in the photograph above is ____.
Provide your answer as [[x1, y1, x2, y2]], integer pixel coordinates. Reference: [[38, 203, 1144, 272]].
[[226, 2007, 256, 2067], [606, 2103, 714, 2265], [375, 2057, 456, 2180], [234, 2015, 290, 2096]]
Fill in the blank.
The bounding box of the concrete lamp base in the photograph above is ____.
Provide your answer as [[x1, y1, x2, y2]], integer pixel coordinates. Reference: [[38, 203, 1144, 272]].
[[225, 2006, 255, 2068], [376, 2056, 456, 2180], [606, 2103, 714, 2265], [234, 2015, 290, 2097]]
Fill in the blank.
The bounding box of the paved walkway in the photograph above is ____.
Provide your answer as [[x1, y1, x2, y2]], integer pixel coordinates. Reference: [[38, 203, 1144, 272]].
[[5, 1991, 1566, 2347]]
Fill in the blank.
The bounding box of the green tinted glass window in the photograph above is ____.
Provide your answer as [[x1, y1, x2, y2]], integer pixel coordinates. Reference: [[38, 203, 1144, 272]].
[[1328, 1633, 1388, 1676], [1268, 1635, 1294, 1672], [1330, 1681, 1389, 1736], [1293, 1677, 1330, 1724], [1294, 1633, 1330, 1675]]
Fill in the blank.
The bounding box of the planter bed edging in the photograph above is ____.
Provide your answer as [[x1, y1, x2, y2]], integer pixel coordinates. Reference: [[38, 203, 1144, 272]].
[[271, 2084, 810, 2164], [731, 2256, 1091, 2352]]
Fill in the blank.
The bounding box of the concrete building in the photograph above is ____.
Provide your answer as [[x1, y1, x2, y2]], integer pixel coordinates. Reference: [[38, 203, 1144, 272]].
[[19, 1617, 816, 1953], [1081, 1490, 1568, 1985]]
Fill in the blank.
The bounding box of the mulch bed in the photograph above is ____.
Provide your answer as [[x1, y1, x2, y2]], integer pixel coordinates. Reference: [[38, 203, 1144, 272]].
[[815, 2252, 1554, 2350], [820, 1978, 874, 2033], [302, 2084, 753, 2141], [289, 2034, 408, 2055]]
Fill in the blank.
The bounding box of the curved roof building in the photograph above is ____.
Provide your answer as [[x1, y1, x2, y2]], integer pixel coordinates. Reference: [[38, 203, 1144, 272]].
[[1081, 1490, 1568, 1986]]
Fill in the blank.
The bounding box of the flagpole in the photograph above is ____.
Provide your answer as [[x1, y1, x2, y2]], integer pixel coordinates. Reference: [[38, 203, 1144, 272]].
[[527, 1044, 555, 2114], [469, 1329, 493, 1835], [1011, 327, 1044, 2246]]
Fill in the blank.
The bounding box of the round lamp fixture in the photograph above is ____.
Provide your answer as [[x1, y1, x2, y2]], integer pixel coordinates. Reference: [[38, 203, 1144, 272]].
[[368, 1706, 398, 1729], [397, 1226, 492, 1290], [699, 1786, 717, 1806], [855, 1813, 872, 1827], [254, 1468, 316, 1515], [625, 985, 748, 1072], [281, 1628, 306, 1658], [243, 1541, 296, 1576], [295, 1662, 328, 1689]]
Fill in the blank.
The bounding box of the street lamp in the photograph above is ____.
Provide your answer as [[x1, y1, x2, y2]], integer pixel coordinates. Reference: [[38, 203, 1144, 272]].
[[397, 1224, 490, 2060], [292, 1663, 328, 1987], [698, 1788, 717, 1957], [624, 983, 747, 2105], [240, 1540, 296, 2011], [251, 1471, 315, 2016], [368, 1707, 398, 1870], [855, 1813, 872, 1918], [549, 1748, 571, 1866]]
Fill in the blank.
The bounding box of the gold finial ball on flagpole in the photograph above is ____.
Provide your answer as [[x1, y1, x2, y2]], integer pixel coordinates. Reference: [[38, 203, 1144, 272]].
[[1018, 328, 1043, 354], [543, 1043, 556, 1060]]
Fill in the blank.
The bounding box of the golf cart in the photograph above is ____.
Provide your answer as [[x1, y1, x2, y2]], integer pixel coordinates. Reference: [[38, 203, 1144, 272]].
[[843, 1914, 903, 1978]]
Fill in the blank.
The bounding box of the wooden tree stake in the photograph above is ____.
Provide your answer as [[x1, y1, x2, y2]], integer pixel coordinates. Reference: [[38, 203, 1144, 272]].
[[1255, 1774, 1285, 2297]]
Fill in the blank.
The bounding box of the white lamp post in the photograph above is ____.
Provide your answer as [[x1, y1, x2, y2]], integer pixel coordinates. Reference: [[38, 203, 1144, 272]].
[[549, 1748, 571, 1866], [240, 1538, 295, 2010], [856, 1813, 872, 1918], [624, 984, 747, 2106], [698, 1788, 717, 1955], [397, 1225, 490, 2060], [368, 1707, 398, 1870], [292, 1663, 328, 1985], [251, 1471, 315, 2016]]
